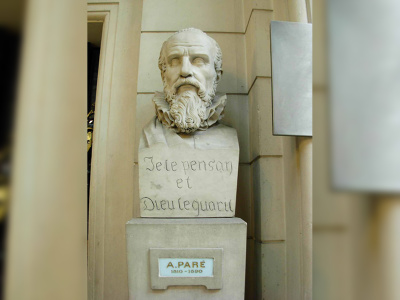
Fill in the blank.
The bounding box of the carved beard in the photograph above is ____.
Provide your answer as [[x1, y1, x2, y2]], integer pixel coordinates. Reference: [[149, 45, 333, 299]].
[[169, 90, 207, 133], [163, 77, 217, 133]]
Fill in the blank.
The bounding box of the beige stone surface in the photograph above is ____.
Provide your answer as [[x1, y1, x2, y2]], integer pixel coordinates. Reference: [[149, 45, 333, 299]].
[[252, 157, 286, 241], [313, 231, 353, 300], [248, 78, 282, 159], [139, 123, 239, 218], [137, 33, 247, 94], [236, 165, 253, 237], [134, 94, 157, 162], [256, 242, 287, 299], [244, 0, 273, 27], [245, 239, 256, 300], [313, 0, 328, 88], [313, 90, 353, 226], [141, 0, 245, 32], [208, 33, 247, 94], [245, 10, 273, 89], [133, 163, 140, 218], [126, 218, 247, 300], [297, 137, 313, 299], [219, 95, 250, 163], [272, 0, 290, 21], [281, 135, 303, 300]]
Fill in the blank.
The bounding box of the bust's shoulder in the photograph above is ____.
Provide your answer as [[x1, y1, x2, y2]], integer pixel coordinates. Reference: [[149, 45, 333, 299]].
[[139, 117, 172, 149], [139, 117, 238, 150], [206, 122, 237, 136], [192, 123, 238, 150]]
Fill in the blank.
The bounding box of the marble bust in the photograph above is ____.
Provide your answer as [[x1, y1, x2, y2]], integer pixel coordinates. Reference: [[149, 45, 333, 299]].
[[139, 28, 239, 218], [140, 28, 237, 150]]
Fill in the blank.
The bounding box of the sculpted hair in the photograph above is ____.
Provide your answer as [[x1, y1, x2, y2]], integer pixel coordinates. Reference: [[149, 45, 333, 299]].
[[158, 28, 223, 81]]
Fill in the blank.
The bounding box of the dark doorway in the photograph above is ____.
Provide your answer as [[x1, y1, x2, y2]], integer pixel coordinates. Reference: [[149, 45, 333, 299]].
[[87, 22, 102, 236], [0, 27, 20, 299]]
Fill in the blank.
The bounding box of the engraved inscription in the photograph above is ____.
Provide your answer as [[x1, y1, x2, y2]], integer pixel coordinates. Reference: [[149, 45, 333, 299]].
[[141, 197, 234, 216], [139, 147, 239, 217]]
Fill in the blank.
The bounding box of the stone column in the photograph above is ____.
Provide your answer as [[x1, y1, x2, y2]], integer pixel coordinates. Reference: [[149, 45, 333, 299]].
[[5, 0, 87, 300], [370, 198, 400, 300], [288, 1, 313, 298]]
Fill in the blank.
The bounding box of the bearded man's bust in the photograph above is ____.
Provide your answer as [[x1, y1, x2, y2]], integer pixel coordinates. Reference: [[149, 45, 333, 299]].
[[139, 28, 239, 218]]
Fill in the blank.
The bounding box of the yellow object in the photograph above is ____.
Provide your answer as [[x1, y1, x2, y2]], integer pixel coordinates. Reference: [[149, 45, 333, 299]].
[[87, 131, 93, 152]]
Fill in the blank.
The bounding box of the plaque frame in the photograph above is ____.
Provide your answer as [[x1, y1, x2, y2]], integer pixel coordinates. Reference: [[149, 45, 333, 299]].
[[149, 248, 223, 290]]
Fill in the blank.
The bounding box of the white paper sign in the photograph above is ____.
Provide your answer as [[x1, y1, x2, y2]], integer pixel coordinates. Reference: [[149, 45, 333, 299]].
[[158, 258, 214, 277]]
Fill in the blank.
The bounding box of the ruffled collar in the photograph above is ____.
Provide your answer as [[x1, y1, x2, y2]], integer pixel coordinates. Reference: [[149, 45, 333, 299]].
[[152, 92, 227, 132]]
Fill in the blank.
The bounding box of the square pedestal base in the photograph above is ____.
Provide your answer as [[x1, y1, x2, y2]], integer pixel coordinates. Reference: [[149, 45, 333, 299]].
[[126, 218, 247, 300]]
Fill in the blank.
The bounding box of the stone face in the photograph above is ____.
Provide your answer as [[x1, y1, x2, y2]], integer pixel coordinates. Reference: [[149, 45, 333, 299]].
[[126, 218, 247, 300], [156, 28, 224, 134], [137, 33, 247, 94], [139, 118, 239, 217]]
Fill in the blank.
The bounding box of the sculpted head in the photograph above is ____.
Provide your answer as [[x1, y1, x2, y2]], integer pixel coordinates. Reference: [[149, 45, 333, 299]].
[[156, 28, 224, 133]]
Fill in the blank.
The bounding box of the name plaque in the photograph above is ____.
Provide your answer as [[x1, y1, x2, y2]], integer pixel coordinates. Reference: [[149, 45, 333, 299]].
[[159, 258, 213, 277], [150, 248, 223, 290]]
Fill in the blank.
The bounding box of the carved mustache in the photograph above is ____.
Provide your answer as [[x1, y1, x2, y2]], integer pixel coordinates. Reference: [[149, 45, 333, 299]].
[[172, 78, 203, 93]]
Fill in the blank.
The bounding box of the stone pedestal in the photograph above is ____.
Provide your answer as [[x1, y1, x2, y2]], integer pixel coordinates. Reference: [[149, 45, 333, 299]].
[[126, 218, 247, 300]]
